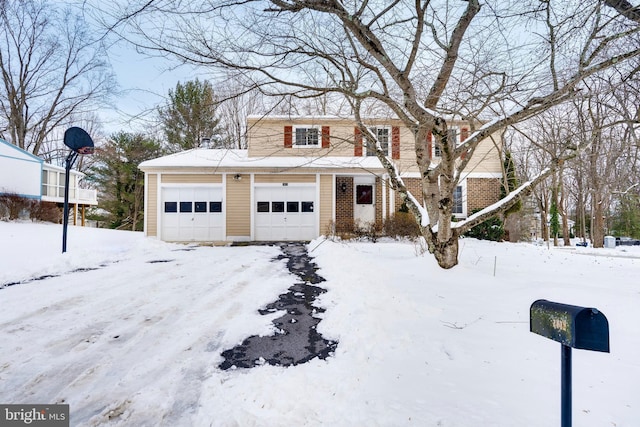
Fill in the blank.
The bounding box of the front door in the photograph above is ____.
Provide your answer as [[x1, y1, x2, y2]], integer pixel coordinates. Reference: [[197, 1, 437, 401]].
[[354, 177, 375, 225]]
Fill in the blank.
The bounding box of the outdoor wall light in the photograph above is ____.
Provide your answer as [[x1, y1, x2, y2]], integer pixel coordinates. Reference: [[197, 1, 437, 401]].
[[233, 174, 242, 181], [340, 182, 347, 193]]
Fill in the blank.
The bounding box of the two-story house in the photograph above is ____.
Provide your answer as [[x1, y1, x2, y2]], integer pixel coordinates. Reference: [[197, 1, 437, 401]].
[[0, 138, 98, 224], [138, 115, 503, 243]]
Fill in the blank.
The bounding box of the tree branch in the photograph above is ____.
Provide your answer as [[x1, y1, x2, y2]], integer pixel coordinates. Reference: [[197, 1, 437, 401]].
[[425, 0, 480, 110], [603, 0, 640, 24]]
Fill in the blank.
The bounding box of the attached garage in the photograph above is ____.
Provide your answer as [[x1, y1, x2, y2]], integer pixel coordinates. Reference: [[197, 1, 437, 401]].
[[161, 186, 224, 242], [254, 185, 317, 241], [139, 149, 388, 244]]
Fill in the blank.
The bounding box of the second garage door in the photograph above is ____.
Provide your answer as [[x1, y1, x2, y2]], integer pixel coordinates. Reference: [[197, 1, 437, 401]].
[[254, 185, 316, 241]]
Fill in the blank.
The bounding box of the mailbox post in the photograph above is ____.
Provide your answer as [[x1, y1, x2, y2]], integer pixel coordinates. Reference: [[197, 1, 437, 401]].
[[530, 300, 609, 427]]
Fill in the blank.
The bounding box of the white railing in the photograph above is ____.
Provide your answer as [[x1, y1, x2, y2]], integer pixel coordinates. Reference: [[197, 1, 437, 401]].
[[77, 188, 98, 204], [41, 187, 98, 205]]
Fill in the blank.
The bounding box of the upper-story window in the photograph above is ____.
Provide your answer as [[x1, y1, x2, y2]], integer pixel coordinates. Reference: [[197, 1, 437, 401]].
[[366, 127, 390, 156], [294, 126, 320, 147], [434, 127, 460, 157]]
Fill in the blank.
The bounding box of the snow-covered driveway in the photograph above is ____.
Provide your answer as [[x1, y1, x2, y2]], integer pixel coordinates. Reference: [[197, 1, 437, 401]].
[[1, 228, 296, 425]]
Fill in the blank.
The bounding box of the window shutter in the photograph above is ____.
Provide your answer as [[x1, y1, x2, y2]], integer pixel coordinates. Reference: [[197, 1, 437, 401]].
[[284, 126, 293, 148], [392, 126, 400, 159], [460, 128, 469, 142], [354, 127, 363, 156], [427, 131, 433, 158], [322, 126, 330, 148]]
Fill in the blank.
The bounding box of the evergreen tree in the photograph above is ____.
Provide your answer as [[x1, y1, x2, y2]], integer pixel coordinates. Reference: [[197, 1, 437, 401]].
[[88, 132, 163, 230], [611, 194, 640, 238], [158, 79, 221, 152], [465, 209, 504, 241]]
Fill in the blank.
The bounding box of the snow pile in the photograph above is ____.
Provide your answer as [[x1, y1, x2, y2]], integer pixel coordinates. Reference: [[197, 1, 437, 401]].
[[0, 222, 638, 426]]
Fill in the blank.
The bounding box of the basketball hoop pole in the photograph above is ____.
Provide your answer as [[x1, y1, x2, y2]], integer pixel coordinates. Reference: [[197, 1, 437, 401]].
[[62, 150, 79, 253], [61, 126, 94, 254]]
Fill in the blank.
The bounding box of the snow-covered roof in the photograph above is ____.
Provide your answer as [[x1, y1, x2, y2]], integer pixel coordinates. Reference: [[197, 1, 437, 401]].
[[139, 149, 385, 171], [245, 114, 484, 124], [0, 138, 43, 163], [247, 114, 354, 120]]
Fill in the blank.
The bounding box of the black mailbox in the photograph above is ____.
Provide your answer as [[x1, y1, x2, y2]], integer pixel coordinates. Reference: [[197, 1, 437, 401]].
[[530, 299, 609, 352]]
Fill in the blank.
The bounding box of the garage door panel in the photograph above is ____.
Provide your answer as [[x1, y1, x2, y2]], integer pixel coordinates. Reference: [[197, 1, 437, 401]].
[[161, 186, 223, 242], [254, 185, 316, 241]]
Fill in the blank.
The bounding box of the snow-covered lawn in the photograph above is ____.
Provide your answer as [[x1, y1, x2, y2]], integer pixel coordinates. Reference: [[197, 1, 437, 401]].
[[1, 221, 638, 426]]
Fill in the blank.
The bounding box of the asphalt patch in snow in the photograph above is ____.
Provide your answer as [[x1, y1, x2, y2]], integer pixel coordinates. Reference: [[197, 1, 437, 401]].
[[1, 267, 102, 289], [2, 257, 177, 289], [219, 242, 337, 369]]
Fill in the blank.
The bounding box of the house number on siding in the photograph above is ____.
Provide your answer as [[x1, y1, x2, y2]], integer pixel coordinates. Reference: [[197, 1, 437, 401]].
[[282, 183, 288, 186]]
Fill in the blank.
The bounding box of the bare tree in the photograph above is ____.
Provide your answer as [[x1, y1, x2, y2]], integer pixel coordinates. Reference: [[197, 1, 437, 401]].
[[516, 74, 640, 248], [214, 80, 266, 149], [105, 0, 640, 268], [514, 108, 580, 246], [0, 0, 114, 156], [509, 130, 553, 242], [569, 78, 638, 247]]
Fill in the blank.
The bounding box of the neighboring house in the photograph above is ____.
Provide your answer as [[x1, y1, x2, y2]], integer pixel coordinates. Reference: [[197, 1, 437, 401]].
[[139, 115, 503, 243], [0, 138, 98, 224]]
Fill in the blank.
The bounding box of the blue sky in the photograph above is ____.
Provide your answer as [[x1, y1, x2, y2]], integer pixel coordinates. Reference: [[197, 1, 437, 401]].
[[101, 40, 198, 136]]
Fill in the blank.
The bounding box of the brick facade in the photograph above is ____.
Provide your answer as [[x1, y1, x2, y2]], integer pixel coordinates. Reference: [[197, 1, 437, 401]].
[[375, 177, 383, 225], [392, 177, 501, 216], [393, 178, 424, 212], [467, 178, 501, 213], [335, 177, 354, 232]]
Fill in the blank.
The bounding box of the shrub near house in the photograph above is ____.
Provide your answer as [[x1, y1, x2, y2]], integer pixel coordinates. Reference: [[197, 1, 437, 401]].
[[0, 194, 61, 223]]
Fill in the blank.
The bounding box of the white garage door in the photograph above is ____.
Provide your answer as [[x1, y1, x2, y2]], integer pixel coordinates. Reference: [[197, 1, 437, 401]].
[[162, 187, 224, 242], [254, 185, 316, 241]]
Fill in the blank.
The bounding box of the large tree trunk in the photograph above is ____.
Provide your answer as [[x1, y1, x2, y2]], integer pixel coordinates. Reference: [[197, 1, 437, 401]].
[[592, 192, 606, 248], [538, 198, 549, 241], [432, 237, 460, 269], [559, 167, 571, 246], [575, 172, 587, 242], [551, 173, 559, 247], [561, 208, 571, 246]]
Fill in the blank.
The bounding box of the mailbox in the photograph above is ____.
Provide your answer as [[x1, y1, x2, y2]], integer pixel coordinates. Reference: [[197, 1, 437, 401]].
[[530, 299, 610, 427], [530, 299, 609, 352]]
